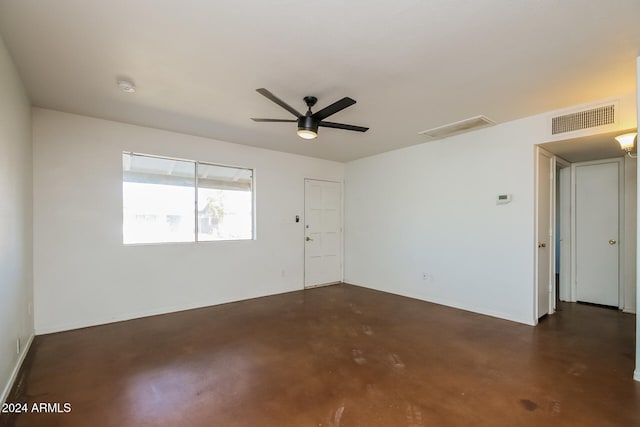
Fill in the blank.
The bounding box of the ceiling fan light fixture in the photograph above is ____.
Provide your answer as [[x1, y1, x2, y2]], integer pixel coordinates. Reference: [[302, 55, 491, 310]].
[[297, 129, 318, 139]]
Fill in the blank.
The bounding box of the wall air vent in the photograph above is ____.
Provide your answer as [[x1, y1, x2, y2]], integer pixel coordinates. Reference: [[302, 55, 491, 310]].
[[419, 115, 495, 140], [551, 104, 615, 135]]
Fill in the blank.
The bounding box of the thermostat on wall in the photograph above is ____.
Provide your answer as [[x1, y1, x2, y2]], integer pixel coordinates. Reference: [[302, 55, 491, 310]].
[[496, 194, 512, 205]]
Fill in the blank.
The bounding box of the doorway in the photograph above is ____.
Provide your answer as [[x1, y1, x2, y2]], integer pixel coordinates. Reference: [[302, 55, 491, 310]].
[[304, 179, 343, 288], [537, 156, 625, 314], [537, 130, 636, 318]]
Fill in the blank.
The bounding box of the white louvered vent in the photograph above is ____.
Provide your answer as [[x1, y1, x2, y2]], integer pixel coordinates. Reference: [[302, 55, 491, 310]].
[[419, 115, 495, 140], [551, 104, 615, 135]]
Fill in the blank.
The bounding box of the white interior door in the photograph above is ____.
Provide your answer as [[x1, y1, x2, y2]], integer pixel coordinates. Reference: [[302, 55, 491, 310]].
[[536, 148, 553, 318], [304, 179, 342, 288], [575, 160, 620, 307]]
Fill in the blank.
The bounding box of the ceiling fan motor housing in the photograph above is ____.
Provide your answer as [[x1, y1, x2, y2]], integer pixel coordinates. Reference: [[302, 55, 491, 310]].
[[298, 115, 318, 133]]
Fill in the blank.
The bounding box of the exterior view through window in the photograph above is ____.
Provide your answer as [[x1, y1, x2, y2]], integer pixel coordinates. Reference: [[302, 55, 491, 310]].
[[123, 153, 253, 244]]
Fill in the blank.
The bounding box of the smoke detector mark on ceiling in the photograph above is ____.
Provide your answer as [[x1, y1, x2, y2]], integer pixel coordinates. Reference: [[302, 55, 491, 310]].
[[419, 115, 495, 140], [117, 79, 136, 93]]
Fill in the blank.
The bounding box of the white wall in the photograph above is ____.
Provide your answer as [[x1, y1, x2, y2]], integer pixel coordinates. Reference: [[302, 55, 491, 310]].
[[624, 156, 637, 313], [32, 109, 344, 334], [344, 119, 539, 325], [0, 36, 33, 403], [635, 55, 640, 382], [345, 94, 637, 326]]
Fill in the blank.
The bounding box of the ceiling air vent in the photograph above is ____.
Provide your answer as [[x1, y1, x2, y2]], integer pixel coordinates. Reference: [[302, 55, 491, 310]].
[[551, 104, 615, 135], [419, 115, 495, 140]]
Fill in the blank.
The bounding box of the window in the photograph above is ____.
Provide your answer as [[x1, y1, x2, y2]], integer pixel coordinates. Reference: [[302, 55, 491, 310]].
[[123, 153, 253, 244]]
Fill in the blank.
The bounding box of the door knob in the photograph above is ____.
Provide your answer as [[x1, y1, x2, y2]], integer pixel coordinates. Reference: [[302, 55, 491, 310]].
[[538, 243, 546, 248], [609, 239, 617, 245], [306, 237, 313, 242]]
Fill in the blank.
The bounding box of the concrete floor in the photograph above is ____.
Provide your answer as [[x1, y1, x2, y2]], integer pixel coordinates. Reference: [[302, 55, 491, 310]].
[[1, 284, 638, 426]]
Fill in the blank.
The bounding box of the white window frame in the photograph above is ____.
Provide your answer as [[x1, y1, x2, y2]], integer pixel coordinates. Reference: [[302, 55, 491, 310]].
[[123, 152, 255, 244]]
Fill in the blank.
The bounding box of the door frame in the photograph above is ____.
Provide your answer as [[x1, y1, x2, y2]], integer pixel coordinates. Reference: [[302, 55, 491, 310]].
[[556, 159, 572, 305], [570, 157, 625, 309], [552, 156, 571, 311], [303, 178, 344, 289], [535, 148, 572, 320], [534, 147, 555, 321]]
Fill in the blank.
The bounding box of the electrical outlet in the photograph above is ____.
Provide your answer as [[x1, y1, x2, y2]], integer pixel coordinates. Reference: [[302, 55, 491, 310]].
[[16, 338, 21, 355]]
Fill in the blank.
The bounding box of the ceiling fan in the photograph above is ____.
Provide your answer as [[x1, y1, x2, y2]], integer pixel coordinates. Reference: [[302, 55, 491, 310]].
[[251, 88, 369, 140]]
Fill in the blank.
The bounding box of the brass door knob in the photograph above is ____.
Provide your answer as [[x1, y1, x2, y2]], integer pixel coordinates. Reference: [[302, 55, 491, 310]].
[[609, 239, 617, 245]]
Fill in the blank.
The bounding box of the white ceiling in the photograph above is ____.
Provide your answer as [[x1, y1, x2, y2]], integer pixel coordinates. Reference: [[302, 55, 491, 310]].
[[1, 0, 639, 162]]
